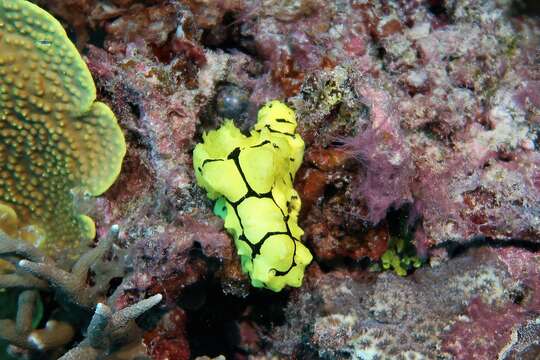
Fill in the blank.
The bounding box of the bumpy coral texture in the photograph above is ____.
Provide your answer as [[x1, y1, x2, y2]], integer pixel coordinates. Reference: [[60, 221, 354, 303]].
[[0, 0, 126, 259], [193, 101, 312, 291]]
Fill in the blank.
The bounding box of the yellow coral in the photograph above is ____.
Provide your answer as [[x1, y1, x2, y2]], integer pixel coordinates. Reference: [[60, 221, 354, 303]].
[[0, 0, 126, 260]]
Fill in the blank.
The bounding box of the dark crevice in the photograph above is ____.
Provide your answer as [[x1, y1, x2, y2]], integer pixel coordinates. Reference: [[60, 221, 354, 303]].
[[509, 0, 540, 16], [183, 279, 289, 359], [317, 256, 372, 273], [201, 12, 258, 58], [435, 236, 540, 258], [124, 127, 150, 150], [128, 101, 141, 119], [533, 129, 540, 151], [386, 204, 416, 235], [295, 341, 325, 360], [106, 277, 124, 297], [135, 303, 168, 332], [427, 0, 448, 18], [87, 26, 107, 49], [63, 22, 79, 45], [375, 46, 386, 60]]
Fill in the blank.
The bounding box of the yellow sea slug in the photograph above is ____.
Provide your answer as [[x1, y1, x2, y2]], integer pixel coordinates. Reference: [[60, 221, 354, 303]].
[[193, 100, 313, 292]]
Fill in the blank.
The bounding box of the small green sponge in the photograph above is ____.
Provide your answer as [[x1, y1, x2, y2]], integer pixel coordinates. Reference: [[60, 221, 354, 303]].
[[193, 100, 313, 292]]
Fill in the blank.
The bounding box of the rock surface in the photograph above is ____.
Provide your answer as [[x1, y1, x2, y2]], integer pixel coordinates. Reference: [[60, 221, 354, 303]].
[[9, 0, 539, 358]]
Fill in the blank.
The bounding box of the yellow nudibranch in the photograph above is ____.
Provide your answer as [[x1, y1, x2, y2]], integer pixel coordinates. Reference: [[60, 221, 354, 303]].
[[193, 101, 313, 291]]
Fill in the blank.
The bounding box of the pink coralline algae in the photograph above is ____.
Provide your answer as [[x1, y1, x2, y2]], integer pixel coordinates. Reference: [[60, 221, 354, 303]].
[[341, 85, 414, 224], [143, 307, 191, 360], [443, 298, 533, 360], [85, 0, 538, 357], [442, 247, 540, 359], [7, 0, 539, 358], [269, 247, 540, 359], [283, 0, 540, 250]]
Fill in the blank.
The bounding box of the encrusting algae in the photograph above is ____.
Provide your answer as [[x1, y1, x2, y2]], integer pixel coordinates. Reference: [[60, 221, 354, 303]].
[[0, 0, 126, 262]]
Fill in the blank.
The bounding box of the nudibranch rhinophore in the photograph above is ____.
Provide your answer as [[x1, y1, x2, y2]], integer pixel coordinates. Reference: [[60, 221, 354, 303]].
[[193, 100, 313, 292]]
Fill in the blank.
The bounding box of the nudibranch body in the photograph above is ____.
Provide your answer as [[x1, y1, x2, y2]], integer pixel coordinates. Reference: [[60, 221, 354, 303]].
[[193, 100, 312, 292]]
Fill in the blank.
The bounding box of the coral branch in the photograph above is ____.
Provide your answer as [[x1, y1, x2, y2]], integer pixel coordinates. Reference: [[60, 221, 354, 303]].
[[72, 225, 119, 280], [15, 226, 119, 308], [57, 346, 100, 360], [0, 290, 74, 351], [111, 294, 163, 330], [87, 303, 112, 349], [0, 290, 38, 348], [15, 290, 38, 335], [18, 260, 87, 303], [59, 294, 163, 360], [0, 319, 28, 349], [0, 233, 53, 265], [0, 273, 48, 290], [27, 321, 75, 351]]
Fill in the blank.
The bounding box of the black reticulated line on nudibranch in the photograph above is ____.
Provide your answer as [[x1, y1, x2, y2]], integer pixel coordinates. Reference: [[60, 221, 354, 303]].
[[251, 140, 271, 148], [201, 158, 224, 167], [200, 145, 298, 276], [255, 124, 296, 139], [275, 118, 294, 124]]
